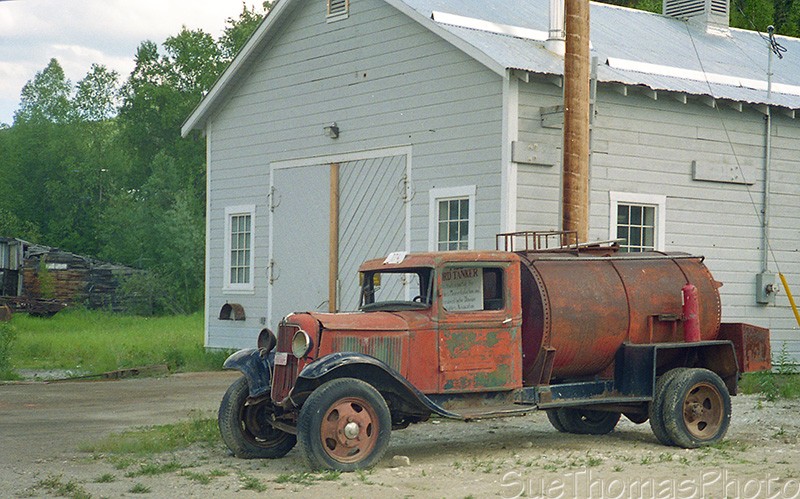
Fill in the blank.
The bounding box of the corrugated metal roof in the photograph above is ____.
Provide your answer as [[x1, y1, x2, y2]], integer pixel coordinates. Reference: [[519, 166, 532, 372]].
[[398, 0, 800, 110]]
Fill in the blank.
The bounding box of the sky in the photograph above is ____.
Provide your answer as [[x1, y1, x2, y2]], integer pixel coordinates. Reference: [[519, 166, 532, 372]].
[[0, 0, 256, 125]]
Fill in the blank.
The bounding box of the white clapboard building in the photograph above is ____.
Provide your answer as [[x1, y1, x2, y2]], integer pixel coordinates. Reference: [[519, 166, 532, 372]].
[[183, 0, 800, 359]]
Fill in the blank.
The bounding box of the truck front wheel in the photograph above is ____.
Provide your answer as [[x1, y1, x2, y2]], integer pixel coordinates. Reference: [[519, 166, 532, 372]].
[[661, 368, 731, 448], [218, 376, 297, 459], [298, 378, 391, 471]]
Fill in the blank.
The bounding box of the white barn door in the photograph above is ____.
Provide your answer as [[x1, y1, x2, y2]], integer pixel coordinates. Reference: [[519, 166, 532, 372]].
[[269, 165, 330, 326], [269, 154, 407, 325], [337, 155, 407, 311]]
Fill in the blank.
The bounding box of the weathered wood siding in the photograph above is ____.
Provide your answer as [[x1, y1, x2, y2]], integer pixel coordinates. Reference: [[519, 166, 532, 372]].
[[205, 0, 504, 348], [517, 79, 799, 359]]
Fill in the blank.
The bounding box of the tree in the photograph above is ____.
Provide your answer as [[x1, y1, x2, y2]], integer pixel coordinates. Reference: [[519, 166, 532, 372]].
[[220, 2, 273, 61], [73, 64, 120, 122], [14, 59, 72, 125]]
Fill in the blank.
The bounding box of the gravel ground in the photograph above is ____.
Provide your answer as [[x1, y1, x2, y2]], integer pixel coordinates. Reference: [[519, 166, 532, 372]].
[[1, 372, 798, 498]]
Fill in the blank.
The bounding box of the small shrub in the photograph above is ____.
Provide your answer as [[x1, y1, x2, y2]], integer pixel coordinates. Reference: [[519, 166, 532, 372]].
[[129, 483, 151, 494], [239, 473, 267, 492], [81, 416, 219, 455], [94, 473, 116, 483], [125, 460, 184, 477], [0, 322, 16, 377], [33, 474, 91, 499]]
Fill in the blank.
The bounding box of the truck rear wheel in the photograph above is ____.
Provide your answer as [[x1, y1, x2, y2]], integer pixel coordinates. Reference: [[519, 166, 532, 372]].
[[218, 376, 297, 459], [649, 367, 688, 446], [546, 409, 567, 432], [298, 378, 391, 471], [661, 368, 731, 448], [556, 408, 620, 435]]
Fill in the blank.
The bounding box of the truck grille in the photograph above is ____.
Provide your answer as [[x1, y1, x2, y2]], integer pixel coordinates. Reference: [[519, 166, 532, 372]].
[[332, 335, 403, 371], [271, 323, 299, 403]]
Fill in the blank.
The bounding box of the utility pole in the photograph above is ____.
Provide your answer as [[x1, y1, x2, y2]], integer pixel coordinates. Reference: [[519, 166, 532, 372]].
[[562, 0, 591, 243]]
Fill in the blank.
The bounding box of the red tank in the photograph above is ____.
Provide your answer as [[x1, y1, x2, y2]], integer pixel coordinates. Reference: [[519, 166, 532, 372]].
[[518, 251, 722, 383]]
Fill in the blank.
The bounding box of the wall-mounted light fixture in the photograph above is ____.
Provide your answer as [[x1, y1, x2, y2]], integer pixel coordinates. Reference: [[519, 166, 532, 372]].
[[324, 122, 340, 139]]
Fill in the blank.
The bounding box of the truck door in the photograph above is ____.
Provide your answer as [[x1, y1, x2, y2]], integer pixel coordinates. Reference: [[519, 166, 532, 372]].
[[437, 264, 522, 393]]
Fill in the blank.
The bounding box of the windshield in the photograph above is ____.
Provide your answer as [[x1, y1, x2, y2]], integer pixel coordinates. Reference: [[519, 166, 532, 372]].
[[359, 268, 433, 311]]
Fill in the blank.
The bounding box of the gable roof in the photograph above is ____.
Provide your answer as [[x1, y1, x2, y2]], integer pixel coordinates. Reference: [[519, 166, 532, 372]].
[[183, 0, 800, 135]]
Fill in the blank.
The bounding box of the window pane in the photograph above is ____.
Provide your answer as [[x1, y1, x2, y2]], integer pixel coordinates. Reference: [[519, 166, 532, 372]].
[[644, 228, 654, 247], [617, 205, 629, 225], [631, 206, 642, 225], [630, 227, 642, 246], [459, 221, 469, 241], [436, 195, 470, 251], [644, 206, 655, 226], [229, 211, 253, 285], [616, 202, 656, 252]]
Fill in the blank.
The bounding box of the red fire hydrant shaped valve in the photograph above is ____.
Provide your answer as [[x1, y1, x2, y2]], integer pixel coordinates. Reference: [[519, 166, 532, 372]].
[[682, 283, 701, 342]]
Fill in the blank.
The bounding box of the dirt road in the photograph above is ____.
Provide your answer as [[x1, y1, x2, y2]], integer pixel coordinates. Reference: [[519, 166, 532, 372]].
[[1, 373, 799, 498]]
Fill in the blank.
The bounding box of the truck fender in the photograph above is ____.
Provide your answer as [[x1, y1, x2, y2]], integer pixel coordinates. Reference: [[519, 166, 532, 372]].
[[294, 352, 459, 419], [222, 348, 273, 398]]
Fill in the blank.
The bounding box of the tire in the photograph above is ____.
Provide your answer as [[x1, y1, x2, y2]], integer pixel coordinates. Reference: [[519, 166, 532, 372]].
[[297, 378, 391, 471], [218, 376, 297, 459], [649, 367, 689, 446], [556, 408, 620, 435], [546, 409, 568, 432], [623, 411, 649, 425], [661, 368, 731, 448]]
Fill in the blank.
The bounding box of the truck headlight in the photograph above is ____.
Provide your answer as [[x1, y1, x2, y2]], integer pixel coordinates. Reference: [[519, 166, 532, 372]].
[[291, 329, 312, 358], [257, 328, 277, 352]]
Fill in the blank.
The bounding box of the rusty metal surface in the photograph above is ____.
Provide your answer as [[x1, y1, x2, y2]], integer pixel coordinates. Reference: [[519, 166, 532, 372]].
[[271, 321, 301, 405], [718, 323, 772, 373], [310, 311, 409, 331], [519, 252, 723, 381]]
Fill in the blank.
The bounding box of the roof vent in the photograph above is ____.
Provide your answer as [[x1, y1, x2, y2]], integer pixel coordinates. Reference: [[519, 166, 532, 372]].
[[664, 0, 729, 31], [327, 0, 349, 20]]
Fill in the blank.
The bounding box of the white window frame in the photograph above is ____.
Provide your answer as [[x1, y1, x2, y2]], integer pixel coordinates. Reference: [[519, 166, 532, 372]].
[[428, 185, 476, 251], [609, 192, 666, 252], [224, 205, 256, 293]]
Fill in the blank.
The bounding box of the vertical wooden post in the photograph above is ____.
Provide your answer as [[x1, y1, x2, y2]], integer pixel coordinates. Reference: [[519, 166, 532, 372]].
[[562, 0, 591, 243], [329, 163, 340, 313]]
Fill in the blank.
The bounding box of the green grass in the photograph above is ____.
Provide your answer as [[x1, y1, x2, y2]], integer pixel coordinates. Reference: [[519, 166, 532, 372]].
[[125, 460, 185, 477], [3, 309, 232, 379], [80, 416, 220, 455], [33, 475, 91, 499]]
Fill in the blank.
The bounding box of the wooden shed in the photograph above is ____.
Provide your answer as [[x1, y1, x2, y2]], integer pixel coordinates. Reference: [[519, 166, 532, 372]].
[[1, 238, 141, 313]]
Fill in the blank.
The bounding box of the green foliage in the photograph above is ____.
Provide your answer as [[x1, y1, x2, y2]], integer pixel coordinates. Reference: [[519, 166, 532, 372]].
[[36, 257, 56, 299], [239, 473, 268, 492], [129, 483, 151, 494], [125, 460, 185, 477], [1, 5, 269, 314], [32, 474, 91, 499], [739, 343, 800, 401], [6, 309, 232, 377], [15, 59, 72, 125], [81, 416, 220, 455], [220, 2, 274, 60], [0, 207, 41, 241], [0, 322, 17, 377]]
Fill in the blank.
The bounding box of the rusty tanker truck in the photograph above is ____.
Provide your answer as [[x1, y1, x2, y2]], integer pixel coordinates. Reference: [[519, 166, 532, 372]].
[[218, 231, 771, 471]]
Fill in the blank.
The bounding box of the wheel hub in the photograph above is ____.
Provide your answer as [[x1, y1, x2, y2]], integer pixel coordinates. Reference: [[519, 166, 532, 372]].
[[343, 421, 360, 439]]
